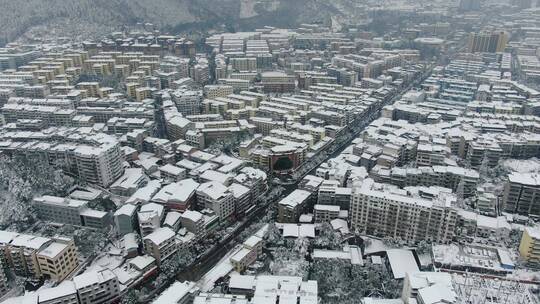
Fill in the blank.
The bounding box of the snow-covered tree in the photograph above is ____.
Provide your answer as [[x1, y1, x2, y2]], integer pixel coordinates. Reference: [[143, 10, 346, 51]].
[[416, 240, 432, 254], [313, 223, 343, 250], [269, 245, 309, 279], [120, 289, 140, 304], [382, 236, 405, 248], [265, 223, 284, 247]]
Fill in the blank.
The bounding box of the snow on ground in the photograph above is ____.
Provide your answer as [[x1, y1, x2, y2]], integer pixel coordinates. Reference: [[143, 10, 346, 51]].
[[507, 269, 540, 282], [502, 158, 540, 173], [86, 254, 124, 272], [197, 245, 238, 291], [363, 237, 392, 255]]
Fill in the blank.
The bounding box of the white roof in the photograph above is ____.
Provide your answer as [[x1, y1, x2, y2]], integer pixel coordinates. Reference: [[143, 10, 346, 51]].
[[163, 211, 182, 227], [129, 255, 156, 270], [330, 219, 349, 234], [152, 281, 196, 304], [314, 204, 340, 212], [139, 202, 164, 218], [228, 183, 250, 198], [525, 226, 540, 239], [38, 281, 76, 302], [152, 179, 199, 203], [38, 242, 68, 259], [181, 210, 203, 222], [126, 180, 161, 204], [0, 231, 19, 244], [123, 233, 139, 250], [110, 168, 146, 190], [73, 269, 117, 289], [200, 170, 231, 185], [418, 283, 457, 304], [159, 164, 185, 176], [144, 227, 175, 246], [11, 234, 50, 250], [386, 249, 419, 279], [114, 204, 137, 217], [231, 248, 252, 263], [244, 236, 262, 249], [197, 181, 230, 200], [229, 274, 256, 290], [299, 224, 315, 238], [1, 293, 38, 304], [277, 190, 311, 208], [79, 208, 108, 219], [283, 224, 299, 238]]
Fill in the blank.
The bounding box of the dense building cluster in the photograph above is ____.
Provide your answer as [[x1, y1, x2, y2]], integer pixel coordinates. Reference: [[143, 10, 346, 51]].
[[1, 0, 540, 303]]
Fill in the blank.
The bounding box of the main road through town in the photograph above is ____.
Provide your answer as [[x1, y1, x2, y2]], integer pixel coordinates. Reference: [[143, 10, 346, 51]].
[[141, 62, 438, 302]]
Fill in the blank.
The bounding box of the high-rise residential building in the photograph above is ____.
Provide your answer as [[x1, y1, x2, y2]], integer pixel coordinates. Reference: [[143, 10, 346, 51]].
[[519, 227, 540, 266], [350, 180, 458, 244], [467, 31, 509, 53], [261, 71, 296, 93], [503, 173, 540, 216], [74, 141, 124, 187]]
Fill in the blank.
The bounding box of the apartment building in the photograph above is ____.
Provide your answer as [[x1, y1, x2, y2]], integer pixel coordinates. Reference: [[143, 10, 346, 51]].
[[313, 204, 341, 223], [1, 104, 76, 126], [503, 173, 540, 216], [261, 71, 295, 93], [468, 31, 509, 53], [74, 142, 124, 187], [113, 204, 137, 236], [151, 179, 199, 212], [519, 226, 540, 266], [230, 235, 264, 272], [204, 85, 234, 99], [143, 227, 178, 265], [34, 195, 87, 226], [196, 182, 236, 221], [138, 203, 165, 237], [277, 189, 312, 223], [0, 231, 79, 282], [350, 180, 458, 244], [36, 238, 79, 282], [37, 281, 79, 304], [317, 183, 352, 210], [370, 165, 480, 198], [170, 88, 202, 116], [180, 210, 206, 236], [73, 269, 120, 304]]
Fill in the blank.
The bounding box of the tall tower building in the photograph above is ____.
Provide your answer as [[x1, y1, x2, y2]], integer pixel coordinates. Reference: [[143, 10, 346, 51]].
[[467, 31, 509, 53]]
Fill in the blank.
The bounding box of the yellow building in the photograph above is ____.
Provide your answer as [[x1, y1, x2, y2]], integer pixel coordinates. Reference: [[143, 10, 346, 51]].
[[37, 238, 79, 282], [519, 227, 540, 265], [468, 31, 508, 53]]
